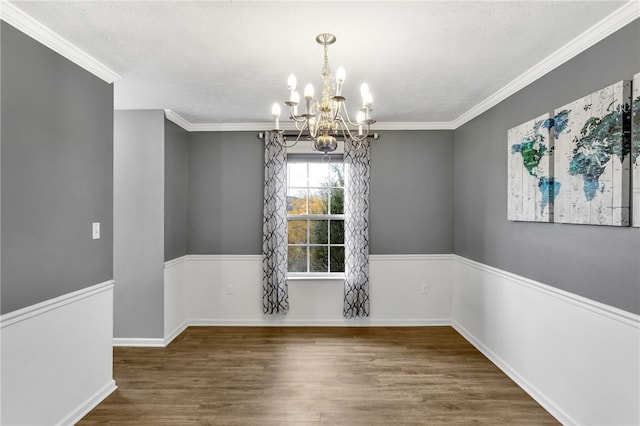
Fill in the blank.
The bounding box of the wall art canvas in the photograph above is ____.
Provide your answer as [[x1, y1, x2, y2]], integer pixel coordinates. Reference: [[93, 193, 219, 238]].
[[632, 72, 640, 227], [508, 113, 556, 222], [553, 80, 631, 226]]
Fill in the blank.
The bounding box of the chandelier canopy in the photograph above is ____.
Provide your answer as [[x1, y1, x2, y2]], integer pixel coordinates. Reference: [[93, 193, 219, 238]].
[[271, 33, 375, 153]]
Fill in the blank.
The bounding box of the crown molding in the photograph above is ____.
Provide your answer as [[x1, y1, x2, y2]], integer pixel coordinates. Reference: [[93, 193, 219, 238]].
[[190, 122, 278, 132], [164, 109, 193, 130], [452, 0, 640, 129], [374, 122, 456, 131], [0, 1, 120, 83], [163, 110, 456, 132]]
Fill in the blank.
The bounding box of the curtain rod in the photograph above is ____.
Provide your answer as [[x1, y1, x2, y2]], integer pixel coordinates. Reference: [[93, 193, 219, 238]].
[[257, 132, 379, 140]]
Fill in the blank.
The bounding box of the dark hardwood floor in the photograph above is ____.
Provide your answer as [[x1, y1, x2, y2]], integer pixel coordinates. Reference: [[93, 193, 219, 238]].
[[79, 326, 558, 425]]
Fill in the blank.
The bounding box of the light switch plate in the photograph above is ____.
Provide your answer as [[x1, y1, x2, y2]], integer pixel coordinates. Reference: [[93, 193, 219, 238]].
[[92, 222, 100, 240]]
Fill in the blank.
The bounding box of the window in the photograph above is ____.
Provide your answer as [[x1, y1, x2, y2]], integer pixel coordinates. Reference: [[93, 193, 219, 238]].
[[287, 155, 344, 275]]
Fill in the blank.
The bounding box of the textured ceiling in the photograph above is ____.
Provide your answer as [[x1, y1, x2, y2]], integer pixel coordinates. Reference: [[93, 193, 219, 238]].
[[6, 1, 633, 127]]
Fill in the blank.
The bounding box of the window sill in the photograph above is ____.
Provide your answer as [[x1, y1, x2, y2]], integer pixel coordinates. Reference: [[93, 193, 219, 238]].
[[287, 274, 345, 282]]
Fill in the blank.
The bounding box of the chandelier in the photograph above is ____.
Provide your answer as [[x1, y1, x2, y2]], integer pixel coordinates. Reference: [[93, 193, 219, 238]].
[[271, 33, 375, 153]]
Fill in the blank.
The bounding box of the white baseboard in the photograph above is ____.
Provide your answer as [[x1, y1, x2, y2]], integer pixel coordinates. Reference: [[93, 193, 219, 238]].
[[1, 281, 115, 426], [151, 318, 452, 348], [163, 319, 189, 345], [59, 379, 117, 426], [452, 321, 573, 425], [189, 318, 452, 327], [113, 337, 166, 347]]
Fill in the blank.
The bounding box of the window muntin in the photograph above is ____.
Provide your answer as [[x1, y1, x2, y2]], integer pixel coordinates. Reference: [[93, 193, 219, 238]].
[[287, 156, 344, 275]]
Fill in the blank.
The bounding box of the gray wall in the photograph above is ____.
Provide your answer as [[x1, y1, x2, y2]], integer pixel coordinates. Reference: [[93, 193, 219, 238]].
[[370, 130, 454, 254], [187, 130, 455, 255], [453, 21, 640, 314], [114, 110, 164, 338], [1, 22, 113, 314], [164, 119, 189, 261], [188, 132, 264, 254]]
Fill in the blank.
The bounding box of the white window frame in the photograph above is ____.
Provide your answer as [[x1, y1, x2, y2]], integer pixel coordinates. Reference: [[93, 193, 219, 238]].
[[286, 144, 345, 279]]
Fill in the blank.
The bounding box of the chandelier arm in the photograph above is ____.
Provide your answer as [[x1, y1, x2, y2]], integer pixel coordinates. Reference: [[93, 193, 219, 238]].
[[336, 118, 355, 141], [291, 126, 309, 146], [336, 116, 369, 144], [332, 100, 342, 122], [274, 131, 303, 149], [336, 122, 364, 151], [341, 103, 364, 127], [288, 106, 307, 123]]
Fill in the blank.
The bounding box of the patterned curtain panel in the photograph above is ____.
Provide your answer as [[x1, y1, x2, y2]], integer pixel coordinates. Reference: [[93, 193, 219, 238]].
[[262, 131, 289, 315], [343, 137, 371, 318]]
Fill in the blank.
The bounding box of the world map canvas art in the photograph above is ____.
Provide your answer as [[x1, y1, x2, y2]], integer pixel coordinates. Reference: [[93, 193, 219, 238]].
[[508, 113, 556, 222], [632, 72, 640, 228], [553, 80, 631, 226]]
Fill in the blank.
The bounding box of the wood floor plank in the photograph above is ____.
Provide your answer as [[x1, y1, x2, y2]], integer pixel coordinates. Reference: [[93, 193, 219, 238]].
[[79, 327, 558, 425]]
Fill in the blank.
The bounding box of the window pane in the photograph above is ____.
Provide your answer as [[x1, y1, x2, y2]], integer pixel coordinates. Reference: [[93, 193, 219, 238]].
[[330, 163, 344, 187], [309, 220, 328, 244], [308, 162, 329, 187], [286, 157, 345, 275], [288, 163, 307, 187], [310, 246, 328, 272], [288, 220, 307, 244], [287, 188, 307, 214], [330, 220, 344, 244], [330, 188, 344, 214], [288, 246, 307, 273], [330, 246, 345, 272], [308, 189, 328, 214]]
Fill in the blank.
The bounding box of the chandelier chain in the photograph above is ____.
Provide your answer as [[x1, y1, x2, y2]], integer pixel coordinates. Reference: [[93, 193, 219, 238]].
[[321, 41, 334, 105]]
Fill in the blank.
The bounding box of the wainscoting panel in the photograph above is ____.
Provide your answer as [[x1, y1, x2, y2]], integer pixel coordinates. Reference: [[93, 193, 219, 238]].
[[452, 256, 640, 426], [163, 254, 452, 329], [164, 256, 189, 344], [368, 255, 452, 324], [0, 281, 116, 426]]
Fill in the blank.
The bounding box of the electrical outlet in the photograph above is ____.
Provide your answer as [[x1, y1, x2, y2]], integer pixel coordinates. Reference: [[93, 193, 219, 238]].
[[226, 284, 233, 295], [421, 284, 430, 295]]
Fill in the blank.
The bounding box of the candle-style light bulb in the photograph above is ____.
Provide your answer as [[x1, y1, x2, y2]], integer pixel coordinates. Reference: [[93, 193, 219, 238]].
[[289, 87, 300, 103], [360, 83, 370, 99], [291, 91, 300, 116], [304, 84, 314, 115], [335, 67, 346, 96], [304, 84, 314, 100], [363, 91, 373, 108], [288, 74, 297, 91], [272, 103, 281, 130]]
